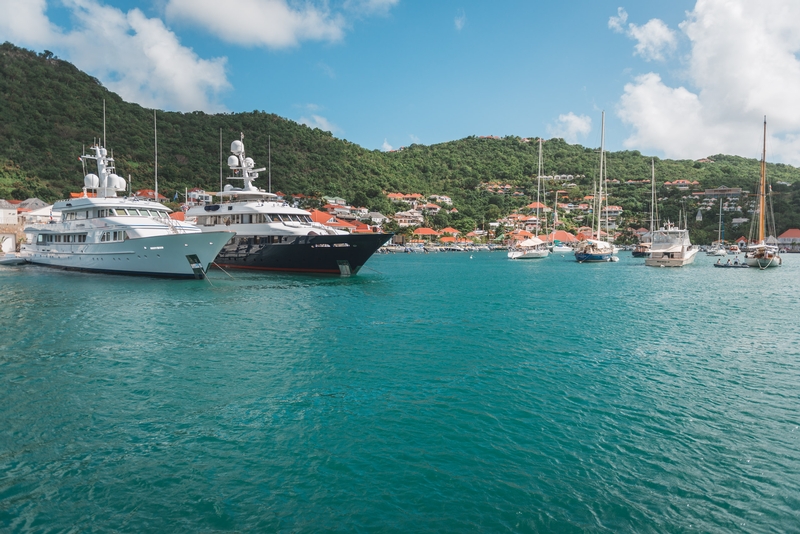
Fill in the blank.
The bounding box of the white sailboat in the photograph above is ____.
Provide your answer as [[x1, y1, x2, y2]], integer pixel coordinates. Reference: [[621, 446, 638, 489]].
[[507, 237, 550, 259], [744, 117, 782, 268], [510, 138, 549, 260], [706, 198, 727, 256], [633, 159, 657, 258]]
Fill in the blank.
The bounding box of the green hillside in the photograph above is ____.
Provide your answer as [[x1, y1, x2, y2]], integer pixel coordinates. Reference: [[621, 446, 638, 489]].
[[2, 42, 800, 240]]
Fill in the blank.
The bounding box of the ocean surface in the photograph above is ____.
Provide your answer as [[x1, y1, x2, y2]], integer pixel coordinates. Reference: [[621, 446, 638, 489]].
[[1, 251, 798, 532]]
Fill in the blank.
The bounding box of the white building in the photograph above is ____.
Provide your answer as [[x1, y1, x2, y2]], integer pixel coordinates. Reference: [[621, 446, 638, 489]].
[[0, 199, 17, 224], [394, 210, 424, 227]]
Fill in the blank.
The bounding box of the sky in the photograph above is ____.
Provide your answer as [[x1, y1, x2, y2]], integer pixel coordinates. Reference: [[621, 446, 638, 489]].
[[3, 0, 800, 165]]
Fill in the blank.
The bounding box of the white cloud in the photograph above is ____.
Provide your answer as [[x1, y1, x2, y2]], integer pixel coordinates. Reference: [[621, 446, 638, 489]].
[[300, 114, 340, 134], [0, 0, 229, 112], [381, 138, 393, 151], [609, 7, 676, 61], [616, 0, 800, 164], [455, 9, 466, 31], [547, 112, 592, 143], [166, 0, 346, 49], [608, 6, 628, 33], [0, 0, 61, 47]]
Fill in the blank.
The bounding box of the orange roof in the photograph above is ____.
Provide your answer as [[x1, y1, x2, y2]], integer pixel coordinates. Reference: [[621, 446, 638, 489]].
[[526, 202, 547, 209], [545, 230, 578, 242], [779, 228, 800, 238], [169, 211, 185, 221], [352, 222, 376, 233], [439, 236, 456, 243], [440, 227, 459, 235], [413, 227, 440, 235], [135, 189, 168, 201], [308, 209, 355, 228], [511, 229, 534, 238]]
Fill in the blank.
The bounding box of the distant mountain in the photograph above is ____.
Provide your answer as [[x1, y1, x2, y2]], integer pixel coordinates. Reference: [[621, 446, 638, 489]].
[[2, 41, 799, 237]]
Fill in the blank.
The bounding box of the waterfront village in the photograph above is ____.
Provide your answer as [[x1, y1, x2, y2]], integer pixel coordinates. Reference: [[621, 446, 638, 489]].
[[3, 180, 800, 255]]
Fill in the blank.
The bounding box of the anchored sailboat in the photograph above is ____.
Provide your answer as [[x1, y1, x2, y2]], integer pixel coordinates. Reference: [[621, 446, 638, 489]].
[[575, 111, 616, 263], [744, 117, 782, 268]]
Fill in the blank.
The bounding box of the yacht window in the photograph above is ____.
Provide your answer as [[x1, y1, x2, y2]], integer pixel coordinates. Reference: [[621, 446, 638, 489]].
[[65, 212, 76, 221], [37, 234, 44, 244], [128, 209, 141, 216], [302, 215, 312, 223], [270, 214, 281, 222]]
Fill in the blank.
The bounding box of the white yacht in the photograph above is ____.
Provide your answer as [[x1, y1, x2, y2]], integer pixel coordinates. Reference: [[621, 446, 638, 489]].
[[21, 144, 234, 278], [644, 222, 698, 267], [184, 138, 392, 275]]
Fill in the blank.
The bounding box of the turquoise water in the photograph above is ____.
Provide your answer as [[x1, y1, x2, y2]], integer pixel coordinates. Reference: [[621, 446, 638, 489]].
[[1, 252, 798, 532]]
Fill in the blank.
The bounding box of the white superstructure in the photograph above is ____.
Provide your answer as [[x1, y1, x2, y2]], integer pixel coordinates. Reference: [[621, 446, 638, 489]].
[[21, 144, 233, 278], [644, 223, 698, 267]]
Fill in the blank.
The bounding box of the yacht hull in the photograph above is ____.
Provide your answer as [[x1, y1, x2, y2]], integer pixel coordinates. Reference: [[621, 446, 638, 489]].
[[645, 249, 698, 267], [744, 256, 782, 268], [213, 233, 392, 275], [508, 249, 549, 259], [574, 252, 613, 262], [22, 231, 233, 278]]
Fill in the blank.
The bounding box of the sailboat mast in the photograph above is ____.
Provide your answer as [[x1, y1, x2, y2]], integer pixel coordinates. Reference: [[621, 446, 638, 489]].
[[650, 159, 655, 236], [759, 116, 767, 243], [597, 111, 605, 240], [536, 138, 542, 235]]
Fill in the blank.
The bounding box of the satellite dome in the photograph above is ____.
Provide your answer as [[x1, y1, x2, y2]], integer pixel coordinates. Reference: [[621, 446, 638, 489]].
[[224, 184, 234, 191], [108, 174, 126, 189], [230, 140, 244, 154], [84, 173, 99, 188], [244, 157, 254, 167], [227, 155, 239, 167]]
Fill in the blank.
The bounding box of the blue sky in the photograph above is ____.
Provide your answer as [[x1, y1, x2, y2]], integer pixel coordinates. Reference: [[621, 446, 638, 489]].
[[3, 0, 800, 164]]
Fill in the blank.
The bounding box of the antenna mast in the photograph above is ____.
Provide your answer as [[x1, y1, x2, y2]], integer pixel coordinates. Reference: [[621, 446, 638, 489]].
[[759, 116, 767, 243], [268, 135, 272, 194], [219, 128, 223, 193], [103, 99, 106, 147], [154, 109, 158, 201]]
